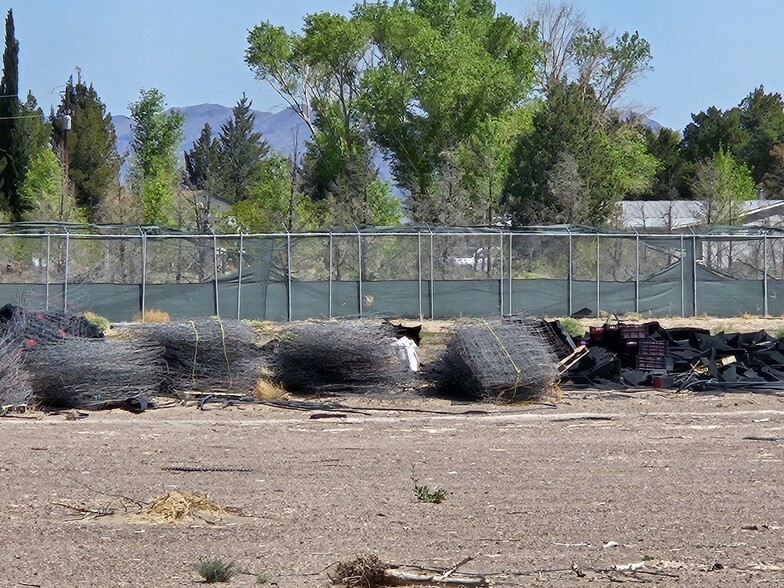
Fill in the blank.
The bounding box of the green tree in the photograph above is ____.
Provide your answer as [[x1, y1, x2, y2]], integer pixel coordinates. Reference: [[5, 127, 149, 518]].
[[20, 149, 83, 222], [128, 88, 184, 225], [51, 78, 120, 222], [642, 126, 689, 200], [0, 9, 30, 220], [530, 1, 652, 111], [457, 108, 535, 224], [680, 105, 748, 164], [606, 122, 660, 199], [691, 146, 755, 225], [358, 0, 538, 215], [217, 94, 269, 202], [504, 82, 619, 226], [184, 122, 221, 232], [247, 11, 386, 223], [737, 86, 784, 185]]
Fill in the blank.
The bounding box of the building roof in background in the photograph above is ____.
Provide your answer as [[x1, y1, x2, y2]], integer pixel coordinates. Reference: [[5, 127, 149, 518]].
[[618, 200, 784, 230]]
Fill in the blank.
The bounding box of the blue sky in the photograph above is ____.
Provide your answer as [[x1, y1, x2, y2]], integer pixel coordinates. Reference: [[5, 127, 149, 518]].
[[2, 1, 784, 132]]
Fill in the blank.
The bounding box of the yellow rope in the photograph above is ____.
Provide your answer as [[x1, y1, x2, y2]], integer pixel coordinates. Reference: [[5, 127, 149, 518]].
[[481, 319, 522, 400], [218, 320, 233, 385]]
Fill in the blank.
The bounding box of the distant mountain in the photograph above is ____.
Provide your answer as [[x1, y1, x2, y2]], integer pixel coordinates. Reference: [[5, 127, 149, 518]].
[[112, 103, 311, 160]]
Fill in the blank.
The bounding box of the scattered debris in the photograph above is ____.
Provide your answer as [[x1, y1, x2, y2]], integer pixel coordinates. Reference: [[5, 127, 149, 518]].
[[560, 320, 784, 393]]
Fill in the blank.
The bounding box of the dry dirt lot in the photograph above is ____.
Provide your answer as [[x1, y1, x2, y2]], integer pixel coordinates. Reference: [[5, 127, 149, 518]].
[[2, 387, 784, 588]]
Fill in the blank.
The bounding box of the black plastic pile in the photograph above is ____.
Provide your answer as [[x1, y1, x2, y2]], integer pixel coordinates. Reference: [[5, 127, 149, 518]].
[[559, 321, 784, 392]]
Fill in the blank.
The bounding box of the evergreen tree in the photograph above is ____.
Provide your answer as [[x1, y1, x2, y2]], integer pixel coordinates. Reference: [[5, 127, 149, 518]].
[[183, 123, 221, 232], [0, 9, 29, 220], [504, 82, 618, 226], [52, 78, 121, 222], [184, 123, 220, 191], [217, 94, 268, 202]]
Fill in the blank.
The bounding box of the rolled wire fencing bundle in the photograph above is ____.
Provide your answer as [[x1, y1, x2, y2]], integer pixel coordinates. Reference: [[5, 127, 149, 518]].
[[122, 319, 265, 395], [0, 304, 103, 346], [431, 319, 560, 402], [24, 339, 167, 409], [0, 321, 32, 410], [270, 320, 416, 394]]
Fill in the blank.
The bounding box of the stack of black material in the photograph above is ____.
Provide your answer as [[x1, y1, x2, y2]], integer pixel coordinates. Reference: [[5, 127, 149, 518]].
[[561, 321, 784, 392]]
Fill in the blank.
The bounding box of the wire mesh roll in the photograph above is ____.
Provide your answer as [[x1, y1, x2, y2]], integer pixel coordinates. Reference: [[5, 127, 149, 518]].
[[434, 319, 559, 402], [0, 321, 32, 410], [271, 320, 416, 394], [0, 304, 103, 345], [125, 319, 264, 395], [24, 339, 167, 409]]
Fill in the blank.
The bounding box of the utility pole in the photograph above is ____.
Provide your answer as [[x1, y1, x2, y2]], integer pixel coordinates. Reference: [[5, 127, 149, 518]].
[[60, 77, 73, 220]]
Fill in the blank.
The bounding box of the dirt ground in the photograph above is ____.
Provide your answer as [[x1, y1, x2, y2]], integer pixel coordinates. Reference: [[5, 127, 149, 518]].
[[1, 388, 783, 588], [2, 316, 784, 588]]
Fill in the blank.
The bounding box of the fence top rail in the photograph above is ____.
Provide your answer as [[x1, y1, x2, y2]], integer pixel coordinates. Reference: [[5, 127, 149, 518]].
[[1, 222, 784, 239]]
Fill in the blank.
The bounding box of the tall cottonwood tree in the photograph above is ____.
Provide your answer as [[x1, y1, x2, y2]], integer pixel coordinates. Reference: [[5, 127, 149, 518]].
[[358, 0, 539, 217], [529, 0, 652, 112]]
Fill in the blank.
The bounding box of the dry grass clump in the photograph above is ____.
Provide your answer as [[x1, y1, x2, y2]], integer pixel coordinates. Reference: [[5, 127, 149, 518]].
[[133, 308, 171, 323], [254, 377, 287, 400], [142, 491, 226, 523], [329, 555, 388, 587]]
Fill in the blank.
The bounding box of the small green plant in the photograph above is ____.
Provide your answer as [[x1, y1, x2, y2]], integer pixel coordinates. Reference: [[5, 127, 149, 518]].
[[558, 317, 585, 338], [411, 463, 447, 504], [81, 311, 110, 333], [194, 558, 240, 583]]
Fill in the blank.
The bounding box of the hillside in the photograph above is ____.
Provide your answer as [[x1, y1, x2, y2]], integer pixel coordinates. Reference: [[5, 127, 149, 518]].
[[112, 104, 310, 159]]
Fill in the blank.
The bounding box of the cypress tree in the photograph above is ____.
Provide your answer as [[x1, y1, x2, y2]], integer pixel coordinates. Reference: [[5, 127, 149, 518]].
[[0, 9, 29, 220]]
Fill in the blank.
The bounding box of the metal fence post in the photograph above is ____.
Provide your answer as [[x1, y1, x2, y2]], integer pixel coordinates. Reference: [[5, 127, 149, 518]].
[[139, 227, 147, 322], [508, 231, 513, 316], [328, 231, 333, 319], [356, 226, 363, 317], [634, 230, 640, 314], [45, 233, 51, 311], [595, 232, 600, 318], [680, 234, 685, 318], [63, 228, 70, 314], [763, 234, 769, 316], [286, 228, 292, 321], [429, 226, 435, 319], [209, 227, 220, 318], [236, 233, 244, 320], [497, 228, 504, 318], [567, 228, 573, 316], [417, 231, 423, 321], [690, 229, 698, 317]]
